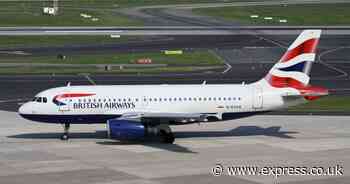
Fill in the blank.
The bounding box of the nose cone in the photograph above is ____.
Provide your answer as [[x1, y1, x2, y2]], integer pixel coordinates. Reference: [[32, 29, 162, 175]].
[[18, 102, 31, 115]]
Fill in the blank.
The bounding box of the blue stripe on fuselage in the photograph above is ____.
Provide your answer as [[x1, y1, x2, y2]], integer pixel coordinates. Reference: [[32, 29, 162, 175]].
[[19, 114, 121, 124]]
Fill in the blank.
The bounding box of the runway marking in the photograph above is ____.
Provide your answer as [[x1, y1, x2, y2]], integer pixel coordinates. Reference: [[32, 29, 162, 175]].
[[243, 46, 273, 49], [318, 47, 349, 80], [244, 34, 350, 82], [253, 34, 287, 49], [0, 51, 31, 55], [44, 30, 123, 34], [222, 62, 232, 74], [212, 50, 232, 74], [0, 98, 29, 103], [80, 73, 96, 85]]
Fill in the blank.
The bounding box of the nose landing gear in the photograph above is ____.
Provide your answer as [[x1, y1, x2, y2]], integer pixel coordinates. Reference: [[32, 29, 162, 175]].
[[60, 123, 70, 140]]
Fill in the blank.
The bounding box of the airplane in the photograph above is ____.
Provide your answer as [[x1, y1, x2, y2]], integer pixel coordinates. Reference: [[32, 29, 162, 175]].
[[18, 30, 328, 144]]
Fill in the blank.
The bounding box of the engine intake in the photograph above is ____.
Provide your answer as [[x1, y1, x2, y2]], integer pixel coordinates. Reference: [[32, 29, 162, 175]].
[[107, 119, 145, 140]]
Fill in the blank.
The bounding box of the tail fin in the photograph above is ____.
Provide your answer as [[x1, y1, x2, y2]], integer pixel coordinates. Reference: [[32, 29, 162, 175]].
[[265, 30, 321, 88]]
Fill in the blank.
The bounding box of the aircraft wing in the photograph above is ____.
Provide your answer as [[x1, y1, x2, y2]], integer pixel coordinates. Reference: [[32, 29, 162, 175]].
[[114, 112, 208, 124]]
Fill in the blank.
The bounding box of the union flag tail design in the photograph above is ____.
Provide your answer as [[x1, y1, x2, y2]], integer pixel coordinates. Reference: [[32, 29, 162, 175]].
[[263, 30, 328, 100], [265, 30, 321, 88]]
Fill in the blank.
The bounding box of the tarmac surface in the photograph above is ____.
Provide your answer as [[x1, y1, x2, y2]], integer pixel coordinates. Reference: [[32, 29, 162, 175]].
[[118, 0, 349, 27], [0, 34, 349, 54], [0, 110, 349, 184]]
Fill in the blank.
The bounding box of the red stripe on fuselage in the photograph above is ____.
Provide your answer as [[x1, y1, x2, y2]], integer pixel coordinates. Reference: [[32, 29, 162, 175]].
[[57, 93, 95, 99], [280, 38, 319, 63]]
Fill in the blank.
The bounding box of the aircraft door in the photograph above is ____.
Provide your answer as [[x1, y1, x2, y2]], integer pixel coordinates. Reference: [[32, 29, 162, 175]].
[[252, 86, 263, 109]]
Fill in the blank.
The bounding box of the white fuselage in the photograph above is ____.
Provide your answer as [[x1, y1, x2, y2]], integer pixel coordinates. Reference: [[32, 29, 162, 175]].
[[18, 81, 295, 124]]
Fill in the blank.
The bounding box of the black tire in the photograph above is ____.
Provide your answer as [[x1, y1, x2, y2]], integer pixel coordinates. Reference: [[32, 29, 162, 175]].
[[160, 130, 175, 144], [60, 134, 69, 141], [166, 133, 175, 144]]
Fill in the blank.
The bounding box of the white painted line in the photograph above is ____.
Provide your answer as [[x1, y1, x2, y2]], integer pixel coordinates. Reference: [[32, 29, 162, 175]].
[[0, 99, 27, 103], [83, 74, 97, 85], [0, 51, 31, 55], [110, 34, 121, 38], [45, 30, 123, 33], [222, 62, 232, 74], [318, 47, 349, 79], [279, 19, 288, 23]]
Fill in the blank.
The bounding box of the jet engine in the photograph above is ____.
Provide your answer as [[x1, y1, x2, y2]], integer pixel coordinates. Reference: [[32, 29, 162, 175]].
[[107, 119, 146, 140], [107, 119, 175, 143]]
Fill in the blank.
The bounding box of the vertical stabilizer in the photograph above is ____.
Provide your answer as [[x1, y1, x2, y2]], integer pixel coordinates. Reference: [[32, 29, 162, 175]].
[[265, 30, 321, 88]]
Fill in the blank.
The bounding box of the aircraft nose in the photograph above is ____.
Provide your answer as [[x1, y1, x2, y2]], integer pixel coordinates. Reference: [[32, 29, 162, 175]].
[[18, 102, 31, 115]]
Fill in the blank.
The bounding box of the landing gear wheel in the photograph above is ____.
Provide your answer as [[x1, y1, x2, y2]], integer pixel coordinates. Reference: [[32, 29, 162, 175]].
[[160, 130, 175, 144], [61, 123, 70, 141], [61, 133, 69, 140]]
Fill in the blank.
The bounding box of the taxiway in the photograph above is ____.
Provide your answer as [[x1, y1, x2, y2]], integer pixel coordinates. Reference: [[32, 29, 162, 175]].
[[0, 110, 349, 184]]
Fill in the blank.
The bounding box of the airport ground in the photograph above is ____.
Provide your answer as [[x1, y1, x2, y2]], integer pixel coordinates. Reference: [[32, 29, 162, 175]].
[[0, 111, 349, 184], [0, 0, 349, 26]]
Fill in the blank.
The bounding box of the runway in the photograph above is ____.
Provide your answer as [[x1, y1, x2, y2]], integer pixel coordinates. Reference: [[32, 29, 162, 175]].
[[0, 110, 349, 184], [0, 34, 349, 56]]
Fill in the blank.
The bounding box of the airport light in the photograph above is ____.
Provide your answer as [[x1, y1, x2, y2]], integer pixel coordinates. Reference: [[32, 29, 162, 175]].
[[279, 19, 288, 23], [164, 50, 183, 55], [92, 18, 99, 22], [80, 13, 92, 18], [110, 35, 121, 38]]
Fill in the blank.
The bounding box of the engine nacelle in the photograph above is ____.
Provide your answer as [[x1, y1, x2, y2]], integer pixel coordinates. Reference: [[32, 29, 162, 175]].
[[107, 119, 145, 140]]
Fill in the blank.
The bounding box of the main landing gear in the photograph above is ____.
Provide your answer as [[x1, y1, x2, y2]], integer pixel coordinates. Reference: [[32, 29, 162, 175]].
[[60, 123, 70, 140], [157, 124, 175, 144]]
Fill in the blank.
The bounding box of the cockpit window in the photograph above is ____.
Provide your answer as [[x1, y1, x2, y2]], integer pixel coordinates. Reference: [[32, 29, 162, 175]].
[[37, 97, 42, 103]]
